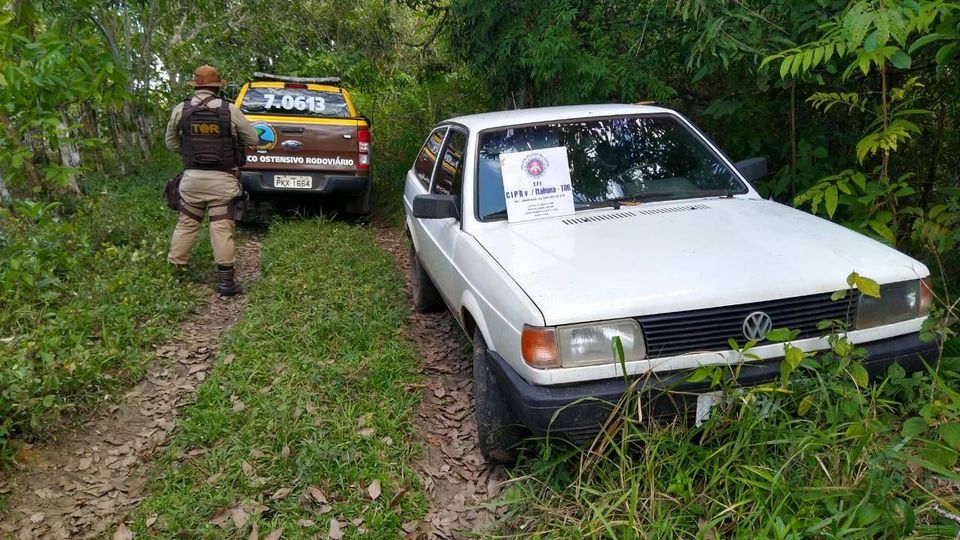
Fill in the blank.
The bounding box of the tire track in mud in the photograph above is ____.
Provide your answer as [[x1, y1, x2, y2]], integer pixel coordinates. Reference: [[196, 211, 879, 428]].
[[374, 224, 507, 539], [0, 239, 261, 539]]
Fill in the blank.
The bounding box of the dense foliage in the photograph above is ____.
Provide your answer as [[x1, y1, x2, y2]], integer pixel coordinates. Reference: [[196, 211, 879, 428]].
[[0, 158, 203, 462]]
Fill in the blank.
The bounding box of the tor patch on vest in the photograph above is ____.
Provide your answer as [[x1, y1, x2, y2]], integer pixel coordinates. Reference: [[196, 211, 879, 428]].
[[190, 122, 221, 136]]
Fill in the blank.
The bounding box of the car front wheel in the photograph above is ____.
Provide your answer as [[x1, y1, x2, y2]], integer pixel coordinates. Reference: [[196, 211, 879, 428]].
[[473, 328, 524, 464], [409, 242, 443, 313]]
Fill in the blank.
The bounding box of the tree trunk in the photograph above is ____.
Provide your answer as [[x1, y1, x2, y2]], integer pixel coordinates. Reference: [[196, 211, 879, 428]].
[[80, 100, 104, 172], [57, 110, 83, 195], [122, 101, 150, 158], [0, 113, 43, 189], [0, 170, 12, 206], [107, 108, 127, 174]]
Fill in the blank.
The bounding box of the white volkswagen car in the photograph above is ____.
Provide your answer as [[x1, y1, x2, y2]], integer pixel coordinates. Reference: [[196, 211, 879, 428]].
[[403, 104, 936, 463]]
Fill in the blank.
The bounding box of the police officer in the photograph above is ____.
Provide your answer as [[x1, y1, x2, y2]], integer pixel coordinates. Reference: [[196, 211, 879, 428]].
[[165, 65, 259, 296]]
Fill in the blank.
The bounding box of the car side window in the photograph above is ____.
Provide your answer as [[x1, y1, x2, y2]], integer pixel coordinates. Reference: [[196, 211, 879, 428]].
[[413, 127, 448, 189], [432, 130, 467, 198]]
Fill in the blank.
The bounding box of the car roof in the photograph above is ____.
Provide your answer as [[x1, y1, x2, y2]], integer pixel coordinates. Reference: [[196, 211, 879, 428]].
[[444, 103, 675, 132]]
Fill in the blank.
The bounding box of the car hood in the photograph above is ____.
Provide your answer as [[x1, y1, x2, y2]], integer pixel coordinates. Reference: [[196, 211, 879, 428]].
[[471, 198, 929, 326]]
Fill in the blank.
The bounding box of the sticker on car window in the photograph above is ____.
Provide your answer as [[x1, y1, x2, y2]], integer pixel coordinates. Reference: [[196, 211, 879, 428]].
[[499, 146, 574, 223]]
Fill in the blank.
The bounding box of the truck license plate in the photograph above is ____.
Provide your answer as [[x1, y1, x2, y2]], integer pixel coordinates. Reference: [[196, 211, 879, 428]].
[[274, 175, 312, 189]]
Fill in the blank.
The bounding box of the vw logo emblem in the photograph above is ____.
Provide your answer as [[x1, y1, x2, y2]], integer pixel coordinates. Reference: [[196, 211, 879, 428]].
[[742, 311, 773, 341]]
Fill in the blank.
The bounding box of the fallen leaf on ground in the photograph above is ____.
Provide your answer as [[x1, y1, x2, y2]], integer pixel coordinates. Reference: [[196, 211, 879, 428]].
[[209, 507, 232, 528], [367, 480, 381, 500], [281, 445, 291, 457], [113, 523, 134, 540], [328, 519, 344, 539], [242, 461, 254, 477], [223, 354, 235, 365], [358, 427, 376, 438], [231, 506, 249, 529], [297, 519, 316, 527], [299, 485, 328, 506], [270, 487, 293, 501], [265, 528, 283, 540], [30, 512, 45, 524], [401, 521, 419, 533], [145, 515, 158, 527], [233, 400, 246, 412], [248, 521, 259, 540]]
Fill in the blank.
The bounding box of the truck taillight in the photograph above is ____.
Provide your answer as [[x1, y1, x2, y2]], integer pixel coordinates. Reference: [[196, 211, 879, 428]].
[[358, 128, 370, 171]]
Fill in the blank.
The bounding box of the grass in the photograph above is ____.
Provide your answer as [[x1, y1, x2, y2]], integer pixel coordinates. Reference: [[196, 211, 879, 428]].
[[133, 219, 425, 538], [0, 155, 207, 465], [496, 340, 960, 539]]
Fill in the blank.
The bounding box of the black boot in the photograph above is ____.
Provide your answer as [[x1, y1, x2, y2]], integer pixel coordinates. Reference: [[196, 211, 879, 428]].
[[217, 265, 243, 296]]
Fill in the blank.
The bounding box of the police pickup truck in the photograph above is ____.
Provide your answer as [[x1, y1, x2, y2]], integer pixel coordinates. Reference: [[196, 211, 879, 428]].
[[235, 73, 371, 215]]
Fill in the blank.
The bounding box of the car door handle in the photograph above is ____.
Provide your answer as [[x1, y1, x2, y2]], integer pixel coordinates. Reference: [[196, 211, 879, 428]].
[[279, 127, 303, 133]]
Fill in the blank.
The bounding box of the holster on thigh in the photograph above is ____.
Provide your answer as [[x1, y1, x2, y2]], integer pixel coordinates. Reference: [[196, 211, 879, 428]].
[[179, 201, 204, 222]]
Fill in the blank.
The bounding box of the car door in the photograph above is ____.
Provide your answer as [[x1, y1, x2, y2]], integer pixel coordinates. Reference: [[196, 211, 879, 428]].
[[420, 128, 467, 299], [405, 126, 448, 256]]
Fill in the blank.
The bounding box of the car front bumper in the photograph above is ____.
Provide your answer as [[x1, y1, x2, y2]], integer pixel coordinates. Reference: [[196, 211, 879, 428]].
[[240, 171, 369, 199], [487, 333, 939, 443]]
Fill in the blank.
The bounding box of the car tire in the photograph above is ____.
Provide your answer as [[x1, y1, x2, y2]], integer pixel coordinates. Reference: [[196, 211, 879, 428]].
[[409, 242, 443, 313], [473, 328, 524, 464]]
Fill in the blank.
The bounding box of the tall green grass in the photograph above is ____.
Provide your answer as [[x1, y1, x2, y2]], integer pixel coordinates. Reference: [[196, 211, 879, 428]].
[[0, 157, 206, 464], [498, 339, 960, 539]]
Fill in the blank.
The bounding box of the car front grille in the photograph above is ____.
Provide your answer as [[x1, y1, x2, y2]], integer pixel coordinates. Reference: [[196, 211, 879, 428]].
[[638, 291, 857, 358]]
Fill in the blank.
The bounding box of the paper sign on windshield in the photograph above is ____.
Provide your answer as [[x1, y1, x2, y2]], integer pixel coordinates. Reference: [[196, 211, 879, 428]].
[[499, 146, 574, 223]]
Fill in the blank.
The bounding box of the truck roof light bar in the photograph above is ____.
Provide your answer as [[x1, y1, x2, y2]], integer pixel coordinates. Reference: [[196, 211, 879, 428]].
[[252, 72, 342, 87]]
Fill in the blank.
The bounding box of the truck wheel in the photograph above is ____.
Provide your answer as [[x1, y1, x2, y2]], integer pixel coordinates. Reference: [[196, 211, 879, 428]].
[[409, 242, 443, 313], [473, 328, 523, 464], [344, 185, 371, 216]]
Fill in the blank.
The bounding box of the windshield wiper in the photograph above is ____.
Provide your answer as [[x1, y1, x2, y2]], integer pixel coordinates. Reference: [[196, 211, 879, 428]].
[[575, 199, 622, 211]]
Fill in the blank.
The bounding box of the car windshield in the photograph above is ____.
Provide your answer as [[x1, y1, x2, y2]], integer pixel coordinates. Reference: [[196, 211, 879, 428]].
[[476, 115, 748, 220], [240, 86, 351, 118]]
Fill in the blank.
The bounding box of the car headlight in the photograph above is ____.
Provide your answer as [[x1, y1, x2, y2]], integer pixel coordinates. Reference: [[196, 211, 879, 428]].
[[855, 278, 932, 330], [522, 319, 647, 369]]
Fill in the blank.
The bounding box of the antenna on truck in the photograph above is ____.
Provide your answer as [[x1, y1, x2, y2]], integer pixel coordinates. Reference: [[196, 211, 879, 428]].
[[252, 72, 343, 87]]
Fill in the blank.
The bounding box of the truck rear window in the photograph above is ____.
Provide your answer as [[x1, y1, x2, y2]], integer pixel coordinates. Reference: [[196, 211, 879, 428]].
[[240, 87, 351, 118]]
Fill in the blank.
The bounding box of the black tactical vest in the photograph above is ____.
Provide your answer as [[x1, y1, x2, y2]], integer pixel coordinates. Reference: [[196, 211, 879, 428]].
[[178, 95, 244, 170]]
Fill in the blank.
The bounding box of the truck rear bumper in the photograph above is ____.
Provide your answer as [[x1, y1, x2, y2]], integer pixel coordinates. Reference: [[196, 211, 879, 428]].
[[240, 171, 369, 198], [488, 333, 939, 443]]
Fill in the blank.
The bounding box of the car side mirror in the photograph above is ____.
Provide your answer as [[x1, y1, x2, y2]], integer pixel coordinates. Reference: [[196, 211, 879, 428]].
[[413, 194, 459, 220], [734, 157, 769, 182]]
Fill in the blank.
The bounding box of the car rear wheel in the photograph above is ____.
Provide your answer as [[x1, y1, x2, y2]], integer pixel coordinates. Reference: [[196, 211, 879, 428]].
[[473, 328, 524, 464], [409, 242, 443, 313]]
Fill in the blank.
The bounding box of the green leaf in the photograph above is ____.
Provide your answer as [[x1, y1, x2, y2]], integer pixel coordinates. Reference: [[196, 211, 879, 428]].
[[936, 42, 958, 65], [868, 220, 896, 244], [825, 185, 839, 217], [858, 503, 883, 526], [855, 274, 882, 298], [909, 32, 945, 53], [798, 394, 816, 416], [940, 422, 960, 450], [784, 346, 804, 370], [901, 417, 928, 438], [766, 328, 798, 342], [831, 290, 847, 301], [850, 363, 869, 387], [890, 50, 912, 69]]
